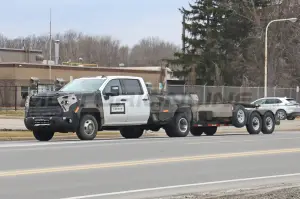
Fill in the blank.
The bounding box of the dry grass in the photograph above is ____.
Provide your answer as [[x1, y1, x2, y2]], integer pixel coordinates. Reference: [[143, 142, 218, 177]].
[[0, 109, 24, 117]]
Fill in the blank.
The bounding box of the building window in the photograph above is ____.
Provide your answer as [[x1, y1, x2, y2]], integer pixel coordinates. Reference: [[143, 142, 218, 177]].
[[21, 86, 29, 99]]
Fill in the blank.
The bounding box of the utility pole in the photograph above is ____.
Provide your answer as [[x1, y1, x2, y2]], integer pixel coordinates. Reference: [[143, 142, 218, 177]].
[[49, 8, 52, 85], [181, 12, 186, 54], [49, 8, 52, 62]]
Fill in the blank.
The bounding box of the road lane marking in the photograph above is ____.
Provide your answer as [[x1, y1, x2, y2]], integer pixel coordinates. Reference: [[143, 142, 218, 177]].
[[1, 147, 300, 177], [187, 136, 300, 145], [60, 172, 300, 199]]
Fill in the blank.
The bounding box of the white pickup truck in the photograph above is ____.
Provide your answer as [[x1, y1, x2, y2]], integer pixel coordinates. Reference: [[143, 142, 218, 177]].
[[24, 75, 280, 141]]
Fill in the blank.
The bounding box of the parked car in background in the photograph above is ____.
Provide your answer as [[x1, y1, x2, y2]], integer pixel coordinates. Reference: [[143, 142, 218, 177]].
[[251, 97, 300, 120]]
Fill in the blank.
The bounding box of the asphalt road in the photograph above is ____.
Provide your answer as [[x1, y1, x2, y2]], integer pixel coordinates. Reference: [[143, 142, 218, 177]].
[[0, 131, 300, 199]]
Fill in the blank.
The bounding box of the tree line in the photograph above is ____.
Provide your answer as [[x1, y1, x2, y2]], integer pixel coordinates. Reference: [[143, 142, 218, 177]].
[[166, 0, 300, 87], [1, 0, 300, 88], [0, 31, 180, 67]]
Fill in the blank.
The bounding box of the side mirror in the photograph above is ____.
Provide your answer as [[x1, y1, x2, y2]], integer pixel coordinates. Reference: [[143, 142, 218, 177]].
[[110, 86, 119, 96], [104, 86, 120, 99]]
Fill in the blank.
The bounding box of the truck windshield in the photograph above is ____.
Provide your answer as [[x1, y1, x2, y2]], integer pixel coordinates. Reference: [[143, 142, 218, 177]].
[[60, 78, 106, 92]]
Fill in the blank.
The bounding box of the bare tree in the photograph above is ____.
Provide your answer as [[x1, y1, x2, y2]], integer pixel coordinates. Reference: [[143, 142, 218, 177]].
[[129, 36, 180, 66], [0, 31, 179, 67]]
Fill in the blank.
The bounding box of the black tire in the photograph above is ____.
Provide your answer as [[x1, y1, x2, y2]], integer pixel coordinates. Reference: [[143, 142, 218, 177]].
[[232, 105, 247, 128], [165, 112, 190, 137], [33, 129, 55, 141], [261, 111, 275, 134], [276, 109, 287, 120], [203, 126, 217, 136], [76, 114, 98, 140], [120, 127, 144, 139], [287, 116, 296, 120], [190, 127, 204, 136], [164, 126, 176, 137], [246, 111, 262, 135]]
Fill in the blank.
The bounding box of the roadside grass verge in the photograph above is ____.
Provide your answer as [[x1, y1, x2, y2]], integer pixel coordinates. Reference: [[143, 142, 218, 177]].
[[0, 109, 24, 117]]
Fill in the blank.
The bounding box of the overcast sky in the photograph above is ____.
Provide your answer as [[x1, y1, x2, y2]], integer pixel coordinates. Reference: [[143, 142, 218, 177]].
[[0, 0, 191, 47]]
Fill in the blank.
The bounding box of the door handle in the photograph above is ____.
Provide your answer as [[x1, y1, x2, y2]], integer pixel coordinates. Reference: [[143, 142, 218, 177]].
[[121, 99, 127, 101], [142, 98, 148, 101]]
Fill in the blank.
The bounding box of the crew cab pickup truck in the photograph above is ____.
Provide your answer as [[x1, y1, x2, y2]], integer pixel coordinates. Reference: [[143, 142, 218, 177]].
[[24, 76, 196, 141], [24, 75, 280, 141]]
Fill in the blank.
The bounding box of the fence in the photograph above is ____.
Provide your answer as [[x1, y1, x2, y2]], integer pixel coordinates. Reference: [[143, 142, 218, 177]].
[[166, 85, 300, 103], [0, 85, 55, 111], [0, 85, 299, 110]]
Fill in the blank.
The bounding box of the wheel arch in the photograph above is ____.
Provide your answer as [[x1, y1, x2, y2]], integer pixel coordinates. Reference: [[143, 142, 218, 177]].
[[80, 108, 103, 130], [174, 105, 193, 122]]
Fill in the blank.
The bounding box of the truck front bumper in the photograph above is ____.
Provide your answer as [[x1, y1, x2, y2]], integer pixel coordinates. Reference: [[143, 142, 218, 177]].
[[24, 114, 79, 132]]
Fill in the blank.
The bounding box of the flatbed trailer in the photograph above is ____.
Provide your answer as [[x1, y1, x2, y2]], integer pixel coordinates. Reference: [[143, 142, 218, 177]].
[[189, 102, 280, 136]]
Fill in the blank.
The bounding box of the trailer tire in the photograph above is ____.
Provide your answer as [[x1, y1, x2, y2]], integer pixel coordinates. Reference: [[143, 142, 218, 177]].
[[232, 105, 247, 128], [165, 112, 190, 137], [120, 127, 144, 139], [246, 111, 262, 135], [190, 127, 203, 136], [33, 129, 55, 141], [276, 109, 287, 120], [203, 126, 217, 136], [261, 111, 275, 134], [76, 114, 98, 140]]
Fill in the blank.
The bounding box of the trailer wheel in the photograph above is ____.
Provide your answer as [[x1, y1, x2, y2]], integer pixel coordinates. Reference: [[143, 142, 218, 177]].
[[246, 112, 262, 135], [190, 127, 203, 136], [165, 112, 190, 137], [120, 127, 144, 139], [261, 112, 275, 134], [232, 105, 247, 128], [203, 127, 217, 136], [276, 109, 287, 120]]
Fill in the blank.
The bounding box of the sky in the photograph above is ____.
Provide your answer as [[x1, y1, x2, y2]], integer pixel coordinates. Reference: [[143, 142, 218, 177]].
[[0, 0, 191, 47]]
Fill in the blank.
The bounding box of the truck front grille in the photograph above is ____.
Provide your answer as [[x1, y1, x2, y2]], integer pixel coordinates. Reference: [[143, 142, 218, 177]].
[[28, 97, 63, 117], [28, 107, 63, 117], [29, 97, 60, 107]]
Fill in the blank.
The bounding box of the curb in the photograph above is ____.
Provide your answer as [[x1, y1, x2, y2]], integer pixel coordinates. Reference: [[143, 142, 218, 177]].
[[0, 127, 299, 134], [0, 128, 298, 141], [0, 133, 163, 141]]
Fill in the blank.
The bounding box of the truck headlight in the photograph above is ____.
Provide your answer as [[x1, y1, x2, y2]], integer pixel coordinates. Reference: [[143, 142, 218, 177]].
[[57, 94, 78, 112]]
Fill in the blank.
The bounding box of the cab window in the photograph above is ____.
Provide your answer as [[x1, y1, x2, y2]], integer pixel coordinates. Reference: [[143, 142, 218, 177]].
[[121, 79, 144, 95]]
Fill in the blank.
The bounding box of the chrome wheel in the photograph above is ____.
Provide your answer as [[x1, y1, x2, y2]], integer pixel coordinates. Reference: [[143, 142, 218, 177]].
[[237, 109, 245, 123], [84, 120, 95, 135], [252, 117, 260, 131], [265, 116, 273, 130], [178, 118, 188, 133], [277, 111, 285, 120]]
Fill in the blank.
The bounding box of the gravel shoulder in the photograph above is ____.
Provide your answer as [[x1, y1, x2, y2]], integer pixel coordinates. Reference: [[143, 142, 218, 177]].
[[152, 184, 300, 199]]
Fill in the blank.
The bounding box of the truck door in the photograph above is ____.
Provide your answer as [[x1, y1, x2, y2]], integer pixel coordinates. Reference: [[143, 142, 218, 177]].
[[101, 79, 128, 126], [121, 78, 150, 125]]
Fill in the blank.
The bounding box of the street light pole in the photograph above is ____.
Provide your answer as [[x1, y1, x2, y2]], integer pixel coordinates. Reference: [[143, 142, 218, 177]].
[[264, 17, 297, 97]]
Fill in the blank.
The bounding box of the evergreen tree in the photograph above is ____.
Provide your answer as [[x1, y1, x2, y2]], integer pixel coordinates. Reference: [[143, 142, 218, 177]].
[[167, 0, 272, 86], [167, 0, 230, 85]]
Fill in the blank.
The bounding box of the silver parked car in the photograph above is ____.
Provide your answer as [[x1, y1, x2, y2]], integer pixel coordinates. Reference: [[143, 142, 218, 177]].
[[251, 97, 300, 120]]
